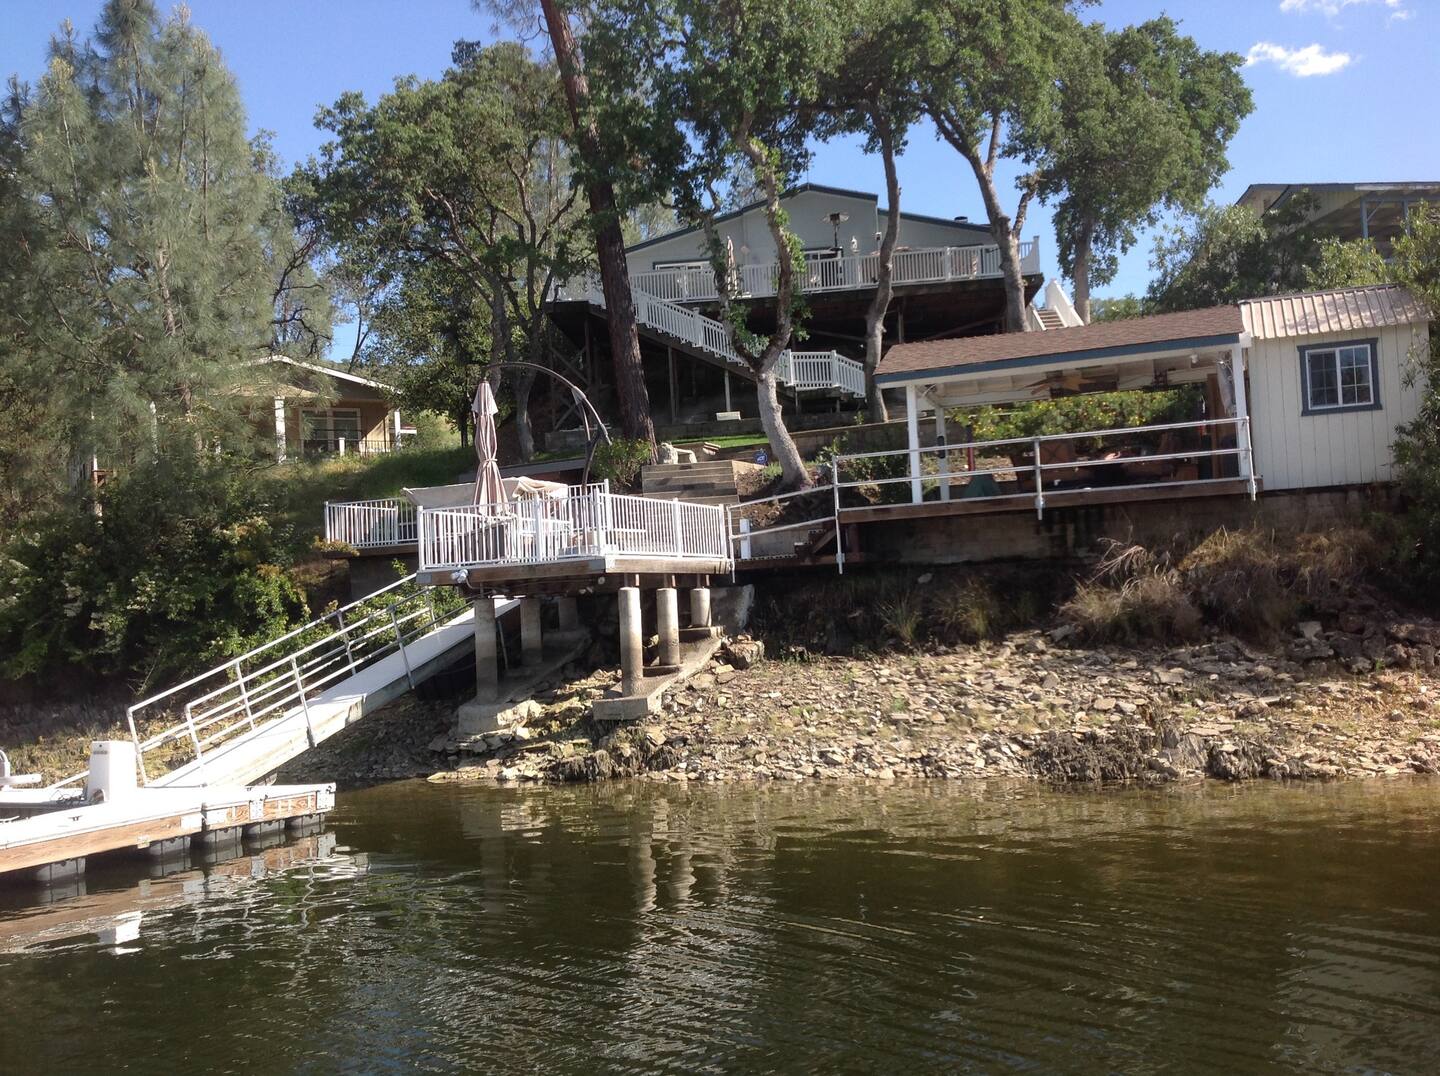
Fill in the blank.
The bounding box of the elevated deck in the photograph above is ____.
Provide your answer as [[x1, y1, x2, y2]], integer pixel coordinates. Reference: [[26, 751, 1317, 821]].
[[417, 482, 733, 596]]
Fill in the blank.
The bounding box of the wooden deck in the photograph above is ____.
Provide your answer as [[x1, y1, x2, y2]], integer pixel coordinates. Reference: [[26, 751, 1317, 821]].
[[836, 478, 1258, 525], [419, 554, 731, 597], [0, 782, 333, 879]]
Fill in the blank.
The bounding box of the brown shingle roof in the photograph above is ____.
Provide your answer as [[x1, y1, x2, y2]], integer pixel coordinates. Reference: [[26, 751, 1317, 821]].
[[875, 305, 1245, 382]]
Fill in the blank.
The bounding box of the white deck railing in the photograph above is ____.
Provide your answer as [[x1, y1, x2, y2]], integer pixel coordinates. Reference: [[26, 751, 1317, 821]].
[[324, 497, 418, 550], [559, 278, 865, 398], [831, 417, 1256, 518], [631, 241, 1040, 304], [51, 576, 459, 789], [419, 482, 733, 572]]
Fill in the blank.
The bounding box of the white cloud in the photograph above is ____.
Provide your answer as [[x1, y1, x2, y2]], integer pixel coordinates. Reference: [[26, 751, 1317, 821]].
[[1279, 0, 1410, 21], [1246, 41, 1354, 76]]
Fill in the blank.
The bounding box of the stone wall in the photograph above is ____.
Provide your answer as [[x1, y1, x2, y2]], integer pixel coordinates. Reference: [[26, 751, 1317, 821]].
[[858, 486, 1399, 566]]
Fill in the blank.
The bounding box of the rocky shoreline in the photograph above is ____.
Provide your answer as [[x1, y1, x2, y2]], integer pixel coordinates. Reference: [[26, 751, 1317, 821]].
[[284, 616, 1440, 789]]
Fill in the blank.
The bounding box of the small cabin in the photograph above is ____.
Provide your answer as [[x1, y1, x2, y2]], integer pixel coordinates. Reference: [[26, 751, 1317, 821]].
[[250, 356, 413, 461]]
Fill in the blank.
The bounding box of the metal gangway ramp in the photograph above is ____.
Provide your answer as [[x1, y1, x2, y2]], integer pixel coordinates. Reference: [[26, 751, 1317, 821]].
[[49, 577, 505, 792]]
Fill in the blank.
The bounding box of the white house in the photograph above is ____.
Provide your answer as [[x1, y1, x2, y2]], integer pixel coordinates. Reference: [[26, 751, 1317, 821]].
[[869, 283, 1429, 511]]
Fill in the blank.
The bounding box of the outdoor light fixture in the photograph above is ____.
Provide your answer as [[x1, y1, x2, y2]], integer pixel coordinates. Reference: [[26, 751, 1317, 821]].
[[824, 211, 850, 249]]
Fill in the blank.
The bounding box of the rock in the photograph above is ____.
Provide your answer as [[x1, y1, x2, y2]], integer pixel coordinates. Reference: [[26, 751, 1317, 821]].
[[1091, 696, 1118, 712], [1288, 639, 1335, 662], [725, 640, 765, 669], [713, 664, 738, 684], [1156, 668, 1186, 686], [1297, 621, 1323, 641]]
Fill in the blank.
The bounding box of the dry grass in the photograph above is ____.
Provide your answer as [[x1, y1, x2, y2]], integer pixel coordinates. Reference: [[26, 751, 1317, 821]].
[[1061, 525, 1387, 645]]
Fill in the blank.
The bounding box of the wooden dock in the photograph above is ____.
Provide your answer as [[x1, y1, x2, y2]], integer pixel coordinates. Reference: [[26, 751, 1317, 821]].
[[0, 780, 333, 882]]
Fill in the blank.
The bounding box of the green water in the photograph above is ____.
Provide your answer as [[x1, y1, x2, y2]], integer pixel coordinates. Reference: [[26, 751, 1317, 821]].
[[3, 778, 1440, 1073]]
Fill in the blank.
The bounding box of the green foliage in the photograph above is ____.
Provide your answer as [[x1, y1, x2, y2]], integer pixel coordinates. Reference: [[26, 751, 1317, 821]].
[[1037, 18, 1251, 317], [1148, 193, 1389, 312], [1091, 295, 1147, 322], [963, 388, 1199, 443], [292, 40, 585, 458], [0, 452, 309, 690], [0, 2, 320, 520], [590, 438, 653, 490], [1387, 205, 1440, 592]]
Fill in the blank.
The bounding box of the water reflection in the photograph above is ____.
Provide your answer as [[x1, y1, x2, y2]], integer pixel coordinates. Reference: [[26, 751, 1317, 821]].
[[1, 778, 1438, 1072]]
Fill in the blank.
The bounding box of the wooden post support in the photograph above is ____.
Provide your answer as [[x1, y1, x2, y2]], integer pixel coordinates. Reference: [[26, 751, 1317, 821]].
[[656, 587, 680, 667], [520, 597, 543, 665], [667, 346, 678, 424], [618, 586, 643, 697], [474, 597, 499, 702]]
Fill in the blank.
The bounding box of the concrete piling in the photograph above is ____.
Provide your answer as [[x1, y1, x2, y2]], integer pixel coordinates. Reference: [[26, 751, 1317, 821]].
[[656, 587, 680, 667], [619, 586, 643, 697], [474, 597, 498, 701]]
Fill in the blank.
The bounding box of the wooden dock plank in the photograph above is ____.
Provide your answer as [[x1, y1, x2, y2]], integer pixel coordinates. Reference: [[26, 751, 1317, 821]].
[[0, 784, 333, 877]]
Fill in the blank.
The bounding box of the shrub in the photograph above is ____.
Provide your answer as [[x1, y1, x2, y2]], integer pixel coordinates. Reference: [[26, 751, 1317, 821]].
[[590, 438, 653, 490], [1179, 529, 1295, 637], [1061, 572, 1202, 644], [0, 451, 309, 692], [934, 578, 1002, 643]]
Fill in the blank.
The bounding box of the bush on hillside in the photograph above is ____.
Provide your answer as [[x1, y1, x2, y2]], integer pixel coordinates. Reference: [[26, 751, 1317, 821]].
[[0, 452, 309, 692]]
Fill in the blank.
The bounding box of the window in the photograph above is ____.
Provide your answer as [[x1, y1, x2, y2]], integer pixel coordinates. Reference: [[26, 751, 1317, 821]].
[[651, 260, 709, 272], [300, 408, 362, 452], [1299, 339, 1380, 415]]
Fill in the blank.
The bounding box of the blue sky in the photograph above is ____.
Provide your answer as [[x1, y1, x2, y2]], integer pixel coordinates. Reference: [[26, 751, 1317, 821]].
[[4, 0, 1436, 356]]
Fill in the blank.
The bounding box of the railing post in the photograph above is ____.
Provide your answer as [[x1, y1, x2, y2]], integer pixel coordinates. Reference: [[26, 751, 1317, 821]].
[[833, 476, 845, 576], [389, 605, 416, 690], [673, 498, 684, 555], [233, 659, 255, 730], [1033, 437, 1045, 519], [126, 705, 149, 787], [290, 655, 317, 748], [183, 701, 208, 787], [740, 517, 752, 560], [335, 608, 358, 673]]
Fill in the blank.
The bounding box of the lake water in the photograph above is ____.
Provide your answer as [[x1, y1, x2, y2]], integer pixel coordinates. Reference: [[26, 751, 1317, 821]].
[[3, 778, 1440, 1073]]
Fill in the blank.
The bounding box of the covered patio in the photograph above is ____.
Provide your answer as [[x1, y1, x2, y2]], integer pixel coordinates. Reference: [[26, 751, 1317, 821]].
[[853, 306, 1259, 518]]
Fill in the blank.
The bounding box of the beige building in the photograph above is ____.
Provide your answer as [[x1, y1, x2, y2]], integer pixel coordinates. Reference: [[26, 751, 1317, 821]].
[[253, 356, 412, 461]]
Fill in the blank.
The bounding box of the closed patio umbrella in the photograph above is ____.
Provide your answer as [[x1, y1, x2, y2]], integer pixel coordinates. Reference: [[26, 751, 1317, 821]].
[[472, 380, 505, 514]]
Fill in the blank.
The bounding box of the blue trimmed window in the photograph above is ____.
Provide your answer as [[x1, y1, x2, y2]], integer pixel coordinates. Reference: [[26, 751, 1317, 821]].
[[1299, 338, 1381, 415]]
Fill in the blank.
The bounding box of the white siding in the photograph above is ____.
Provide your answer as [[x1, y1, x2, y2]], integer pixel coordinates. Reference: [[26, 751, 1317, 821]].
[[1247, 321, 1428, 491]]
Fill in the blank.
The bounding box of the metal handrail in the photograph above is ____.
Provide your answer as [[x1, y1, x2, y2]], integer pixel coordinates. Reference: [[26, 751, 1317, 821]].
[[49, 575, 457, 790]]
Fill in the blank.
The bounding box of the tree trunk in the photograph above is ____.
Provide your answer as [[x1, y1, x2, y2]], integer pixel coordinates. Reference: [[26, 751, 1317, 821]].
[[931, 113, 1033, 333], [754, 370, 807, 487], [736, 135, 811, 490], [539, 0, 655, 454], [513, 366, 536, 462], [1072, 218, 1093, 324], [862, 122, 900, 423]]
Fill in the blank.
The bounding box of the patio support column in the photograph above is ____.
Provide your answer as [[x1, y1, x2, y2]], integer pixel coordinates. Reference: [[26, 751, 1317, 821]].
[[474, 597, 499, 701], [656, 587, 680, 667], [932, 398, 951, 503], [689, 586, 711, 629], [556, 596, 579, 632], [905, 384, 923, 504], [1230, 344, 1256, 498], [667, 346, 678, 424], [520, 597, 543, 665], [618, 586, 644, 697], [273, 397, 287, 463], [723, 370, 732, 413]]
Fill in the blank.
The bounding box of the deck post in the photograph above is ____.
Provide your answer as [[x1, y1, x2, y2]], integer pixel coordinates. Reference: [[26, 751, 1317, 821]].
[[273, 397, 287, 462], [905, 385, 922, 504], [1230, 344, 1257, 498], [474, 597, 499, 702], [689, 586, 711, 628], [933, 401, 950, 503], [618, 586, 644, 697], [724, 369, 732, 412], [557, 596, 580, 631], [656, 587, 680, 667], [520, 597, 543, 665]]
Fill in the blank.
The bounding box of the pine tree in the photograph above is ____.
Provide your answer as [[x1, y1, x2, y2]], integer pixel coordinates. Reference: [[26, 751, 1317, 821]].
[[0, 0, 307, 511]]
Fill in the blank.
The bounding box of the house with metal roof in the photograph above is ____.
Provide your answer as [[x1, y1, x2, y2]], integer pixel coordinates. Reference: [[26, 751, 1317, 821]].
[[857, 283, 1428, 527]]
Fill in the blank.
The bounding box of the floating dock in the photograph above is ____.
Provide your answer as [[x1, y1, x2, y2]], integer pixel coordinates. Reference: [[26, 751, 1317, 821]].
[[0, 742, 332, 884]]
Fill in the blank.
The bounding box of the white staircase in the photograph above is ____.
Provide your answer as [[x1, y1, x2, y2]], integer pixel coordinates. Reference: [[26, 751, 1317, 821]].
[[563, 278, 866, 399]]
